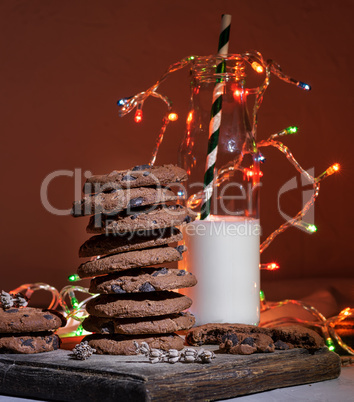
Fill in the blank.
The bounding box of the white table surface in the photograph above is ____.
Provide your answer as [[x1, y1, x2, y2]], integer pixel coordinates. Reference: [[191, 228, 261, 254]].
[[0, 365, 353, 401]]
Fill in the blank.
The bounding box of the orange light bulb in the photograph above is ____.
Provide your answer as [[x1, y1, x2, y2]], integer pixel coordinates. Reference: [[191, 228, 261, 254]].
[[134, 109, 143, 123]]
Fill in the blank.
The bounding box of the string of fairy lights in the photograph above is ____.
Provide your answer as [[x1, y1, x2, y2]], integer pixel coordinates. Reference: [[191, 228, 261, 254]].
[[4, 51, 348, 356], [116, 51, 340, 260]]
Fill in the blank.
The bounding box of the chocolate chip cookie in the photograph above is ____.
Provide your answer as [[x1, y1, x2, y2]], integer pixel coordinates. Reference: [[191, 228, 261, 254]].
[[83, 333, 184, 355], [89, 267, 196, 294], [84, 164, 187, 193], [77, 245, 187, 279], [82, 312, 195, 335], [86, 291, 192, 318], [0, 307, 66, 334], [87, 204, 197, 234], [79, 227, 183, 258], [0, 332, 61, 354], [186, 323, 324, 354], [72, 187, 178, 217]]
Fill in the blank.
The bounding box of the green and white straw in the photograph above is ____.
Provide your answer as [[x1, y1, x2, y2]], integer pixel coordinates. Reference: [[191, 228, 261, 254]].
[[200, 14, 232, 220]]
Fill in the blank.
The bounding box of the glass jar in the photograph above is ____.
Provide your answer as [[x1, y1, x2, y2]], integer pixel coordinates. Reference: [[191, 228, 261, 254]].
[[178, 55, 261, 326]]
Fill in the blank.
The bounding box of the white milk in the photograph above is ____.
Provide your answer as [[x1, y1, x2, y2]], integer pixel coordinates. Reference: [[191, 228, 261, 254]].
[[180, 216, 260, 326]]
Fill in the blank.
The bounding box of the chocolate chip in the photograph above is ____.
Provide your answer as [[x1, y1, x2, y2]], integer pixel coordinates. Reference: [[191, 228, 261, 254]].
[[177, 270, 186, 276], [143, 171, 150, 176], [128, 197, 144, 208], [169, 204, 183, 210], [132, 164, 151, 171], [23, 314, 29, 317], [43, 314, 53, 320], [53, 336, 60, 350], [101, 321, 115, 334], [152, 267, 168, 276], [274, 340, 289, 350], [176, 245, 185, 255], [241, 337, 255, 347], [139, 282, 156, 292], [222, 333, 239, 346], [22, 339, 35, 349], [130, 214, 138, 220], [183, 215, 192, 224], [4, 309, 18, 313], [111, 284, 126, 294], [152, 220, 157, 224], [122, 174, 137, 181]]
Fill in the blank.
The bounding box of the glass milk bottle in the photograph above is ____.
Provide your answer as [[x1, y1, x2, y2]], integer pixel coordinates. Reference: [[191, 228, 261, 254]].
[[178, 55, 261, 326]]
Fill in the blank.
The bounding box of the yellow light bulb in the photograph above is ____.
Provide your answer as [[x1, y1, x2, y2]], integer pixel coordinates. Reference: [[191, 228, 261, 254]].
[[168, 112, 178, 121], [251, 61, 264, 73]]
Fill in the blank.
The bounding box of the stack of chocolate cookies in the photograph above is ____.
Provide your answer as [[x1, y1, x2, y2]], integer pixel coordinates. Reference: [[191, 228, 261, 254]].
[[73, 164, 198, 355], [0, 299, 66, 354]]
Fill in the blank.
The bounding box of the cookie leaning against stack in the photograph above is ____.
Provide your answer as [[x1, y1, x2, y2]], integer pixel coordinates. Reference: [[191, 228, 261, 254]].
[[0, 304, 66, 354], [73, 164, 198, 355]]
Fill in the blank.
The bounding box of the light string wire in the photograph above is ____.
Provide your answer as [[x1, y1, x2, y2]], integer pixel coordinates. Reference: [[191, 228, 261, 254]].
[[260, 295, 354, 355]]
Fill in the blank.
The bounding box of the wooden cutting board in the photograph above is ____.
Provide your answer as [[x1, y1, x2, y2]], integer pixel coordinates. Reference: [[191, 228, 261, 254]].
[[0, 347, 340, 401]]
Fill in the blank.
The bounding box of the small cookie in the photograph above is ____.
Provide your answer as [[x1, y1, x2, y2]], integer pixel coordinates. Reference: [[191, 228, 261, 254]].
[[72, 187, 178, 217], [186, 323, 273, 346], [89, 267, 197, 294], [0, 307, 66, 334], [82, 333, 185, 355], [77, 245, 187, 279], [186, 324, 324, 352], [84, 164, 187, 193], [79, 227, 183, 258], [0, 332, 61, 354], [87, 204, 197, 234], [82, 312, 195, 335], [86, 291, 192, 318]]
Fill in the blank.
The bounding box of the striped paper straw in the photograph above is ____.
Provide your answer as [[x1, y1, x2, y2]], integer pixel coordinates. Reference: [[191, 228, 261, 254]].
[[200, 14, 232, 220]]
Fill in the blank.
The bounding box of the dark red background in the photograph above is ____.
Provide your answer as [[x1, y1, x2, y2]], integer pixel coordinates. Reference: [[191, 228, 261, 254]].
[[1, 1, 353, 305]]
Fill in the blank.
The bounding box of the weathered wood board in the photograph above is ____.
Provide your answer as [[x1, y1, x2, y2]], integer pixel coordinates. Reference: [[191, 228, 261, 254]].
[[0, 347, 341, 401]]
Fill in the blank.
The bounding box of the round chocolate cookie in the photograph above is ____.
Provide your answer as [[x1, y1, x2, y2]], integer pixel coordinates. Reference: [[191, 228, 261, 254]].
[[89, 267, 197, 294], [77, 245, 187, 279], [87, 204, 197, 234], [82, 333, 184, 355], [82, 312, 195, 335], [186, 323, 324, 353], [83, 164, 187, 193], [79, 227, 183, 258], [0, 332, 61, 354], [86, 291, 192, 318], [0, 307, 66, 334], [72, 186, 178, 217]]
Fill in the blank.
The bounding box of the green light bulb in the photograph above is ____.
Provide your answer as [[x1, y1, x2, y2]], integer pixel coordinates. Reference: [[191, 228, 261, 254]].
[[259, 290, 265, 302], [75, 324, 84, 336], [68, 274, 80, 282], [326, 337, 335, 351], [286, 126, 298, 134], [307, 224, 317, 233]]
